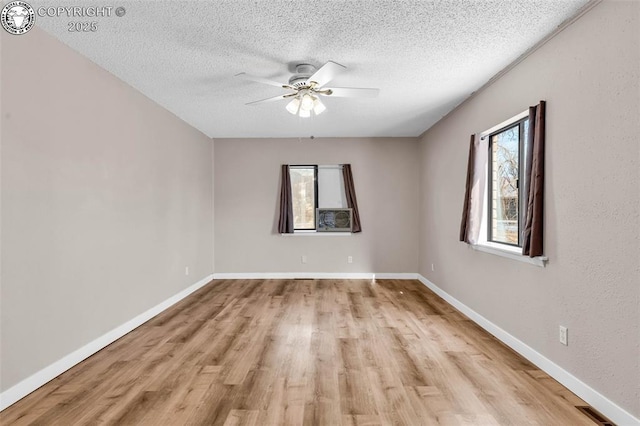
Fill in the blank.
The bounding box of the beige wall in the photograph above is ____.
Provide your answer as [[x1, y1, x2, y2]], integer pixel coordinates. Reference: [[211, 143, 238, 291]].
[[418, 0, 639, 418], [214, 137, 419, 274], [0, 29, 214, 391]]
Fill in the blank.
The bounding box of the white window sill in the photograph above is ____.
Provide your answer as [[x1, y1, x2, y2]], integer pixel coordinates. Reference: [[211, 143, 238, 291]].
[[471, 242, 548, 267], [281, 231, 353, 237]]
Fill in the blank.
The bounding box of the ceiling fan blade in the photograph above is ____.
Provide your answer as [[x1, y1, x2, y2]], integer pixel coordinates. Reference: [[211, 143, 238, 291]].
[[308, 61, 346, 88], [235, 72, 291, 89], [246, 93, 296, 106], [321, 87, 380, 98]]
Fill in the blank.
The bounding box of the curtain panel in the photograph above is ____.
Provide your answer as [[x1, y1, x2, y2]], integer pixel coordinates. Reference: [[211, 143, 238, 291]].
[[460, 134, 476, 243], [522, 101, 546, 257], [459, 134, 488, 245], [342, 164, 362, 233], [278, 164, 294, 234]]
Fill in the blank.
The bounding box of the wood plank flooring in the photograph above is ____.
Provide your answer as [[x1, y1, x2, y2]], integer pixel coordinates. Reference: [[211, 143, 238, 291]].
[[1, 279, 594, 425]]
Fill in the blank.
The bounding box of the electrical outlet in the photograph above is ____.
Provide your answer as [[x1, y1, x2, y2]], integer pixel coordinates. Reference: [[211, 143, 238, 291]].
[[185, 266, 189, 276], [347, 256, 353, 264], [559, 325, 568, 345], [301, 255, 307, 264], [431, 263, 435, 271]]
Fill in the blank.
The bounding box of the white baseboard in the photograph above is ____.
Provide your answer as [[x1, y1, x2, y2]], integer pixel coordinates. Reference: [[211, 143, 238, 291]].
[[212, 272, 417, 280], [213, 272, 374, 279], [373, 273, 418, 280], [0, 273, 214, 412], [416, 274, 640, 426]]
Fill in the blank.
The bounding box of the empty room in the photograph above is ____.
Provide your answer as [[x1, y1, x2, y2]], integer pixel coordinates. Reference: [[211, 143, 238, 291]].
[[1, 0, 638, 425]]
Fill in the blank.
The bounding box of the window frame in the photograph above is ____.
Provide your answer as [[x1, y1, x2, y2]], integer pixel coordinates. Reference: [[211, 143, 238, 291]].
[[289, 165, 318, 231], [486, 116, 528, 248]]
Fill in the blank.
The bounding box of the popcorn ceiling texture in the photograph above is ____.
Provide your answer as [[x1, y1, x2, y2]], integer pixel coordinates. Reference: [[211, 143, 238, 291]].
[[34, 0, 590, 138]]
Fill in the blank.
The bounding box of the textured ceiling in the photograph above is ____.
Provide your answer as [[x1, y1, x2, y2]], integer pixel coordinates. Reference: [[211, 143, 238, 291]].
[[34, 0, 591, 138]]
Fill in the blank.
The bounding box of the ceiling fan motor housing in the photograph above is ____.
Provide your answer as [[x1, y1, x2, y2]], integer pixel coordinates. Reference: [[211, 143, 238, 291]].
[[289, 63, 317, 87]]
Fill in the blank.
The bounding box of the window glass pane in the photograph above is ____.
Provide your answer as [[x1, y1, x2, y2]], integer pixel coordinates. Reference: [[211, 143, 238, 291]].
[[290, 167, 316, 229], [491, 125, 519, 245], [318, 166, 347, 208]]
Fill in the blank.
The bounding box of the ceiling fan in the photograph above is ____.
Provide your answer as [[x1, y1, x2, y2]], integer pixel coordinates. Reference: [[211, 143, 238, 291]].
[[236, 61, 379, 117]]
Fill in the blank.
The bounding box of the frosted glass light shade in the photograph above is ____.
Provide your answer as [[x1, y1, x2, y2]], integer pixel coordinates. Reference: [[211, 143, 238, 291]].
[[286, 98, 300, 115], [299, 108, 311, 118], [300, 93, 315, 111], [313, 98, 326, 115]]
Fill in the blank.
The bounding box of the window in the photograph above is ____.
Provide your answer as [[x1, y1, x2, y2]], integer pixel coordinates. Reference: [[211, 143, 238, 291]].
[[460, 101, 545, 264], [474, 110, 531, 251], [487, 117, 529, 247], [289, 165, 348, 231]]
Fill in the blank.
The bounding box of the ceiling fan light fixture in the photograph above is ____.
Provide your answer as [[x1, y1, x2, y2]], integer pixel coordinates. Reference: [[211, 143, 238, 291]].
[[300, 93, 315, 111], [313, 97, 326, 115], [286, 98, 300, 115]]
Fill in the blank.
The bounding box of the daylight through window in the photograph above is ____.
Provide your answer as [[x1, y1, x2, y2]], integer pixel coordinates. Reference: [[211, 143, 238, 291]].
[[289, 166, 317, 230], [487, 117, 529, 247]]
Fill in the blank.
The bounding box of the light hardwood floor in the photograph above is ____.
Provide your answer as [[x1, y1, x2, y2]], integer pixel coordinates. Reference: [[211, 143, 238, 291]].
[[1, 279, 596, 425]]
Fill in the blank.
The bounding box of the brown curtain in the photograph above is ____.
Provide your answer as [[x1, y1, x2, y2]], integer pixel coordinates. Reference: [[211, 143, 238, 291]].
[[460, 134, 476, 243], [522, 101, 546, 257], [342, 164, 362, 233], [278, 164, 294, 234]]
